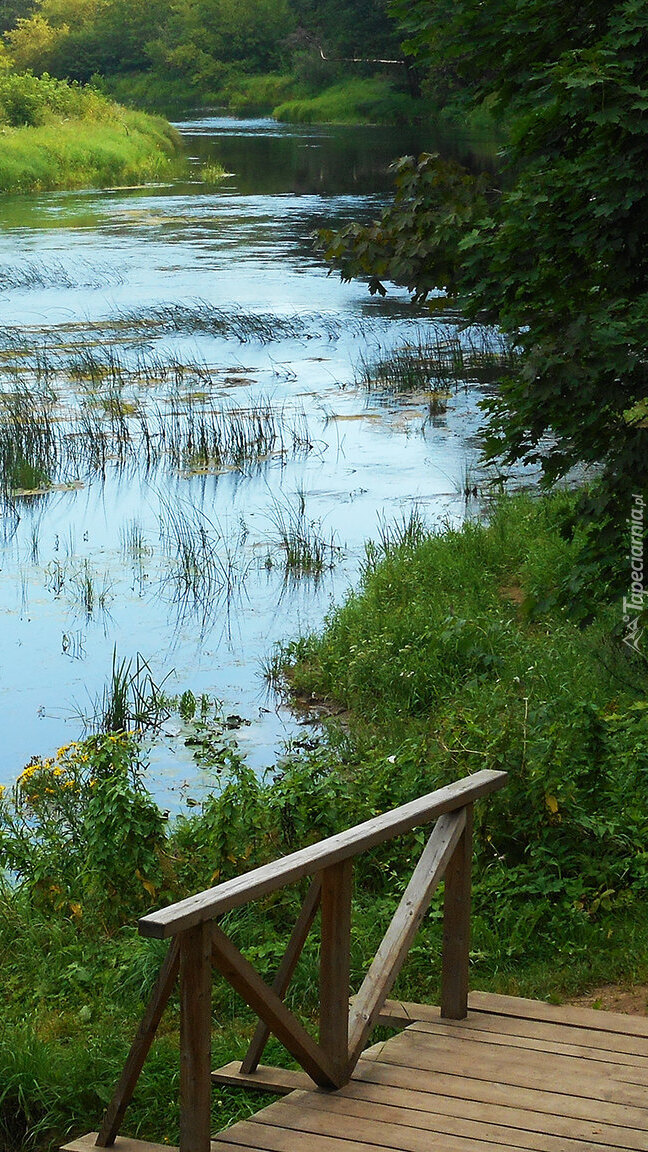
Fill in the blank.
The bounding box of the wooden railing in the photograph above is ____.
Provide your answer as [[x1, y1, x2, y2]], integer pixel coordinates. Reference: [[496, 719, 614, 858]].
[[94, 768, 506, 1152]]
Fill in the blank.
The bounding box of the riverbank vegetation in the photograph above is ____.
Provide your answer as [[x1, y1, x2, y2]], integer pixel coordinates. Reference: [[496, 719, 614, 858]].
[[1, 493, 647, 1150], [0, 0, 431, 122], [0, 71, 181, 192]]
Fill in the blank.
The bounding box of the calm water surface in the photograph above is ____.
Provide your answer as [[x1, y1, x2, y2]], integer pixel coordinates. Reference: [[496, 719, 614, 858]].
[[0, 117, 494, 800]]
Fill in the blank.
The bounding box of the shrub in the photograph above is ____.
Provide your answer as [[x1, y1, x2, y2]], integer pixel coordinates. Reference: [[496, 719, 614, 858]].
[[0, 734, 170, 923]]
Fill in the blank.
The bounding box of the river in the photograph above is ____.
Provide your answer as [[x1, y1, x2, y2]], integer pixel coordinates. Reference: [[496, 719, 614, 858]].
[[0, 115, 497, 801]]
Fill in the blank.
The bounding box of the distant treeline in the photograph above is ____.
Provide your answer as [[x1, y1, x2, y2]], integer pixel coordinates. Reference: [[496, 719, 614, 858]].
[[0, 0, 410, 113]]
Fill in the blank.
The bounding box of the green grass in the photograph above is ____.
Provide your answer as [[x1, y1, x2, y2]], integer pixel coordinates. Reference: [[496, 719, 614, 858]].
[[0, 112, 180, 193], [0, 73, 182, 193], [273, 77, 425, 126], [1, 490, 647, 1149]]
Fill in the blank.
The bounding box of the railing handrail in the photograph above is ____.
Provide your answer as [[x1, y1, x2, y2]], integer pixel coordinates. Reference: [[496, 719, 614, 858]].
[[139, 768, 506, 939]]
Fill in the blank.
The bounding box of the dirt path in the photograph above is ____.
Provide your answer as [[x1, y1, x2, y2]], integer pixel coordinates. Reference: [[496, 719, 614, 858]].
[[567, 983, 648, 1016]]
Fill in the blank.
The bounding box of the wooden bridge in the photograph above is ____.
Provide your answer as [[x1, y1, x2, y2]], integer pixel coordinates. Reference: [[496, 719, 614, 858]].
[[63, 768, 648, 1152]]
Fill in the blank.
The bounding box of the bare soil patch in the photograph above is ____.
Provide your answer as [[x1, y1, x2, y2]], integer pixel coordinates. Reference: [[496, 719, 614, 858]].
[[567, 983, 648, 1016]]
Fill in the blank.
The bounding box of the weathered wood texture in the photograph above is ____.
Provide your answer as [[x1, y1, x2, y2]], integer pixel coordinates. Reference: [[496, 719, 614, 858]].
[[210, 922, 339, 1088], [208, 995, 648, 1152], [211, 1063, 312, 1095], [348, 809, 465, 1066], [179, 924, 212, 1152], [440, 803, 473, 1019], [319, 859, 353, 1083], [139, 771, 506, 938], [66, 993, 648, 1152]]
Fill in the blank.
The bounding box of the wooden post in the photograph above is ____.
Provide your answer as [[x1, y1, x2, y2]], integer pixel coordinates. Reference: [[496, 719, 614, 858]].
[[319, 859, 353, 1085], [179, 924, 212, 1152], [348, 810, 465, 1069], [440, 803, 473, 1019]]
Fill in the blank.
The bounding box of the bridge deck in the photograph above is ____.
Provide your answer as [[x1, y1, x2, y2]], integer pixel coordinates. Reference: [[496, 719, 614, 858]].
[[211, 991, 648, 1152], [66, 991, 648, 1152]]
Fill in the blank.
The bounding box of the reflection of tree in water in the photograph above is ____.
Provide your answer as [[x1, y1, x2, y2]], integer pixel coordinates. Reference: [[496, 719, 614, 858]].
[[185, 120, 498, 200]]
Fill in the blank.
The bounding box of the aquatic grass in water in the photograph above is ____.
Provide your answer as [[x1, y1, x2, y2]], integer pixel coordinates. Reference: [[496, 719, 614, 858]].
[[43, 556, 113, 621], [266, 490, 341, 577], [158, 499, 251, 627], [12, 302, 360, 346], [0, 386, 57, 496], [0, 370, 314, 493], [0, 258, 124, 292], [357, 328, 517, 394], [82, 649, 173, 736]]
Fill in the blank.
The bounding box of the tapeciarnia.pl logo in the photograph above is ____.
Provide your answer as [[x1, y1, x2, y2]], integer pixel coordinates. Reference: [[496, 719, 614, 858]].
[[622, 493, 645, 653]]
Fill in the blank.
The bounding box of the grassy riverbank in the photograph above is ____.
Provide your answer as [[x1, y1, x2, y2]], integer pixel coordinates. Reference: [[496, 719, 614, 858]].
[[0, 73, 182, 193], [105, 69, 472, 130], [1, 491, 646, 1149], [273, 78, 422, 126]]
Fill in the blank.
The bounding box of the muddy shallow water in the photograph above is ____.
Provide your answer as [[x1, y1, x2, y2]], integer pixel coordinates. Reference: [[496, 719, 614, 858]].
[[0, 116, 496, 801]]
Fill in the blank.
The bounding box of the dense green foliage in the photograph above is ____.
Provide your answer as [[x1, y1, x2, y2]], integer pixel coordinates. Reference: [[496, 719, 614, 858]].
[[0, 70, 181, 191], [322, 0, 648, 596], [0, 0, 408, 112], [2, 494, 647, 1149], [284, 491, 648, 920]]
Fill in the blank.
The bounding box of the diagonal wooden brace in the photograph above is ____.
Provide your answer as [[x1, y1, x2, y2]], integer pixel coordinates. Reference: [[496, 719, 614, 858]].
[[95, 938, 181, 1147], [347, 808, 466, 1070], [210, 922, 340, 1088], [241, 877, 321, 1075]]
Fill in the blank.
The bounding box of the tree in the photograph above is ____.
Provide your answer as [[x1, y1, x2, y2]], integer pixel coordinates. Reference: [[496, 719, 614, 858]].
[[322, 0, 648, 604], [0, 0, 35, 35]]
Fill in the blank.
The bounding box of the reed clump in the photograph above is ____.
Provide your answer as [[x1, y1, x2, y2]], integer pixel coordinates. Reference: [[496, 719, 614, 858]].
[[357, 328, 517, 394], [266, 491, 341, 577], [0, 367, 313, 494]]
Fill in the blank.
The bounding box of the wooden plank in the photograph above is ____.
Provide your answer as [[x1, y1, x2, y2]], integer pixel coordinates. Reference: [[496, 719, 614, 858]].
[[324, 1077, 648, 1151], [95, 939, 180, 1147], [369, 1031, 648, 1113], [210, 922, 339, 1088], [319, 860, 353, 1084], [211, 1062, 312, 1095], [348, 811, 465, 1068], [64, 1137, 177, 1152], [469, 991, 648, 1038], [408, 1018, 648, 1077], [252, 1095, 607, 1152], [379, 1027, 648, 1106], [378, 1000, 648, 1058], [139, 771, 507, 938], [179, 924, 213, 1152], [241, 878, 321, 1075], [277, 1088, 601, 1152], [440, 803, 473, 1019], [211, 1143, 268, 1152], [353, 1058, 648, 1137], [218, 1116, 527, 1152]]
